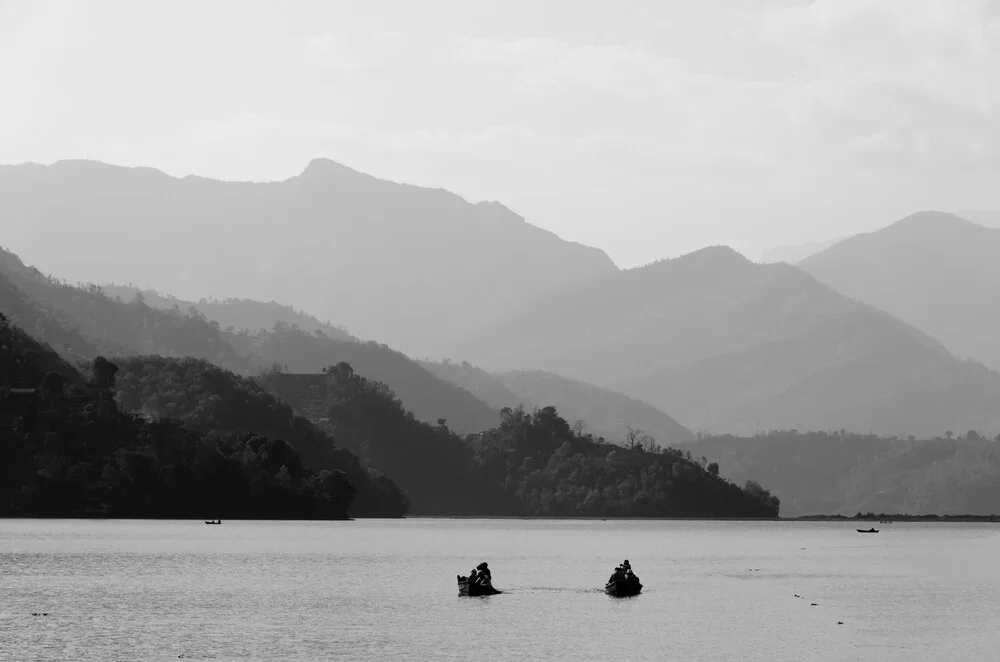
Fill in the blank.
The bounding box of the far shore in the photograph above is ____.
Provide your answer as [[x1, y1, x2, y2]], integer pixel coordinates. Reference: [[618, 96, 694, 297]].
[[406, 514, 999, 523], [2, 514, 996, 523]]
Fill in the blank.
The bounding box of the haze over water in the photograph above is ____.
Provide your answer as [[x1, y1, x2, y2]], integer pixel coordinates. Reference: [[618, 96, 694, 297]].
[[3, 519, 999, 661]]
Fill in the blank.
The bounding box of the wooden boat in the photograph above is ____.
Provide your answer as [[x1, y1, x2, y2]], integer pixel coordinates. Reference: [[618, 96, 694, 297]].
[[856, 528, 879, 533], [457, 575, 502, 597], [605, 576, 642, 597]]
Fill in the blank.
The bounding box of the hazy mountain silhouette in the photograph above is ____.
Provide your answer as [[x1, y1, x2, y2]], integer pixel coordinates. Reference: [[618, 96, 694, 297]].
[[419, 360, 694, 445], [453, 245, 1000, 438], [0, 245, 253, 372], [1, 247, 503, 433], [800, 211, 1000, 372], [101, 284, 355, 341], [0, 159, 617, 356], [686, 430, 1000, 517], [760, 236, 851, 264]]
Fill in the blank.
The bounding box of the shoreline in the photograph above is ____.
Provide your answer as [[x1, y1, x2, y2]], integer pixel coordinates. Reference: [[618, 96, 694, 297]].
[[3, 514, 996, 523]]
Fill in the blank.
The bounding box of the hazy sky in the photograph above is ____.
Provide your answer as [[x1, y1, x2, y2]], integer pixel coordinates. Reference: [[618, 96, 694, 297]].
[[2, 0, 999, 265]]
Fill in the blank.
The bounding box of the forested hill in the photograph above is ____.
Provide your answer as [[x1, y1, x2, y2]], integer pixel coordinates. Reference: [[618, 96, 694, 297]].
[[101, 284, 355, 341], [0, 246, 254, 373], [685, 430, 1000, 517], [258, 363, 780, 517], [1, 309, 782, 518], [468, 405, 780, 518], [113, 355, 409, 517], [1, 314, 402, 519]]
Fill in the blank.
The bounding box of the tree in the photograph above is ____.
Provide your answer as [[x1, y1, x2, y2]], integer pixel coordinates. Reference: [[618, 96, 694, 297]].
[[707, 462, 720, 477], [91, 356, 119, 392]]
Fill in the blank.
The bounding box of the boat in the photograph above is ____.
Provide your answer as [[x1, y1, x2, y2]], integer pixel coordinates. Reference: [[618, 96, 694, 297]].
[[457, 575, 502, 597], [856, 528, 879, 533], [204, 520, 222, 525], [605, 576, 643, 597]]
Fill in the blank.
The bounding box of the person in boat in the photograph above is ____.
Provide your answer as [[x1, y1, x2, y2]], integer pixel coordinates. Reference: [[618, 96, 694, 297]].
[[608, 565, 626, 585], [477, 562, 492, 583]]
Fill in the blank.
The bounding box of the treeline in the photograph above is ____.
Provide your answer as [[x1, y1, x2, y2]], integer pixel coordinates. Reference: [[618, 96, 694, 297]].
[[686, 430, 1000, 516], [0, 313, 405, 519], [469, 405, 780, 517]]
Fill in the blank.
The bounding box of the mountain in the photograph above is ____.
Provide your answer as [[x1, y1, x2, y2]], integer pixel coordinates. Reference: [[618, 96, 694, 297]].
[[452, 245, 1000, 438], [100, 285, 355, 341], [685, 431, 1000, 517], [1, 247, 500, 433], [0, 245, 255, 373], [0, 159, 618, 357], [420, 360, 694, 445], [759, 236, 851, 264], [800, 211, 1000, 372]]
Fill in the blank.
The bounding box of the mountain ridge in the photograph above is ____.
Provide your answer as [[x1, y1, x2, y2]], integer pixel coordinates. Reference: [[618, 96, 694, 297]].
[[800, 211, 1000, 372], [0, 157, 619, 357], [451, 242, 1000, 438]]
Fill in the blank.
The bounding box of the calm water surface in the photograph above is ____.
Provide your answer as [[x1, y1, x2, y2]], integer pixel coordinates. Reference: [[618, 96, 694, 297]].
[[2, 519, 999, 661]]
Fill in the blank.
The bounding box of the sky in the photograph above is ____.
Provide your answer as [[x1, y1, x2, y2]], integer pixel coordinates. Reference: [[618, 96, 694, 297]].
[[2, 0, 999, 266]]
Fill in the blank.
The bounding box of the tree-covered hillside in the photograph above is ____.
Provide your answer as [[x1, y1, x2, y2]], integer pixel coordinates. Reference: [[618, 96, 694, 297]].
[[0, 247, 253, 373], [113, 355, 409, 517], [1, 315, 369, 520], [101, 284, 356, 341], [470, 405, 780, 518]]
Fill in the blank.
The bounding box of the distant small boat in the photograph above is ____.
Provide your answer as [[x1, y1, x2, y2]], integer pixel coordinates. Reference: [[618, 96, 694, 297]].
[[204, 520, 222, 525], [856, 528, 879, 533]]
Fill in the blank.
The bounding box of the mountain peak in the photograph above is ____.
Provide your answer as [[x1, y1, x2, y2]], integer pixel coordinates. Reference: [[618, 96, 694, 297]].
[[298, 158, 365, 180], [889, 211, 979, 233], [676, 245, 751, 268]]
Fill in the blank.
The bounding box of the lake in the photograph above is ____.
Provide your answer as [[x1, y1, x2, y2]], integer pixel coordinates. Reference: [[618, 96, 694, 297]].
[[2, 519, 999, 661]]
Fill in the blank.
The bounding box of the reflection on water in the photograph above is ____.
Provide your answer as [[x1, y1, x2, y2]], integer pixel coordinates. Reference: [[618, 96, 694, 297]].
[[2, 519, 1000, 661]]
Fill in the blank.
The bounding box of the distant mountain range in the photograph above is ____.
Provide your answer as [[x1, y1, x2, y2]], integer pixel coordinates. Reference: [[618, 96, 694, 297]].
[[6, 152, 1000, 515], [452, 245, 1000, 438], [800, 211, 1000, 373], [0, 246, 500, 434], [0, 159, 617, 357], [419, 360, 695, 445]]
